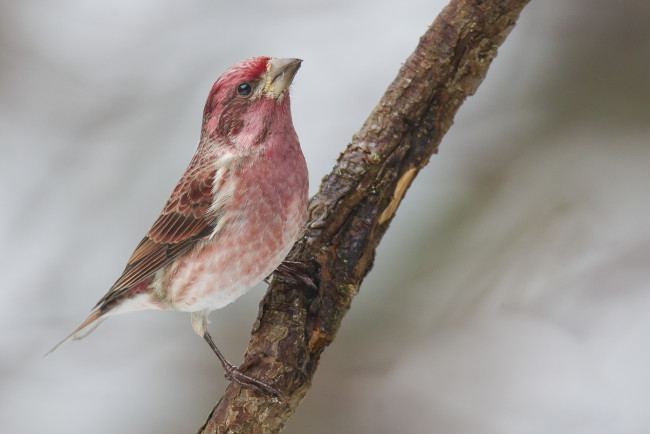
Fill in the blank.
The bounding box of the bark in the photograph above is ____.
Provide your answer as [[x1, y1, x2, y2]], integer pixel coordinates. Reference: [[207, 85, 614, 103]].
[[198, 0, 531, 432]]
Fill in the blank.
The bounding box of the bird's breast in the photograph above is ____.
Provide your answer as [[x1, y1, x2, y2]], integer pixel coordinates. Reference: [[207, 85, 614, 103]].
[[160, 150, 308, 312]]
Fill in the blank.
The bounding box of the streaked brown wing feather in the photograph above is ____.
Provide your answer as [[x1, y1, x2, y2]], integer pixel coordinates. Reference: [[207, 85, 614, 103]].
[[95, 164, 224, 309], [107, 235, 204, 294]]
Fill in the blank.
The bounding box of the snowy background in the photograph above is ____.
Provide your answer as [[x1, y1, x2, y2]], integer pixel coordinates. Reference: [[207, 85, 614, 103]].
[[2, 0, 650, 433]]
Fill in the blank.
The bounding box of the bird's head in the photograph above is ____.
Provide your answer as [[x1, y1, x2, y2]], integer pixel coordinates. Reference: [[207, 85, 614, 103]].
[[201, 57, 302, 146]]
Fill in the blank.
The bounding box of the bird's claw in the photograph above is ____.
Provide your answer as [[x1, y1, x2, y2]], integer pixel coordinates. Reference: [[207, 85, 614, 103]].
[[223, 363, 284, 398], [203, 331, 283, 398], [271, 260, 318, 290]]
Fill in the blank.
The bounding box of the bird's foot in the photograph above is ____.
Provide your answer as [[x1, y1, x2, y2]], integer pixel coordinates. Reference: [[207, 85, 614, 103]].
[[270, 260, 318, 291], [203, 331, 283, 398], [221, 359, 284, 398]]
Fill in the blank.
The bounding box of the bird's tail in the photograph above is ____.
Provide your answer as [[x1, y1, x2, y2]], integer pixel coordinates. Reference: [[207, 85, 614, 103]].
[[45, 310, 107, 356]]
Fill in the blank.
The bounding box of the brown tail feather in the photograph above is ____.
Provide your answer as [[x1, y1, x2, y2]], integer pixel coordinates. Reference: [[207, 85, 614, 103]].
[[45, 310, 107, 356]]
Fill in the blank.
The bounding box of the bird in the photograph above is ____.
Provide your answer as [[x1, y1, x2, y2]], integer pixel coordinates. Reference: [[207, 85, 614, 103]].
[[50, 57, 309, 396]]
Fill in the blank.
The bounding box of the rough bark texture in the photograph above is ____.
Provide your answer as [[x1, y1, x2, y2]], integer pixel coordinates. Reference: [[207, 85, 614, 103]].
[[198, 0, 531, 432]]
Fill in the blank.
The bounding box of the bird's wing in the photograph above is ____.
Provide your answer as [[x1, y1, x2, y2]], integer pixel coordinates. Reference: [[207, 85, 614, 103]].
[[95, 161, 228, 309]]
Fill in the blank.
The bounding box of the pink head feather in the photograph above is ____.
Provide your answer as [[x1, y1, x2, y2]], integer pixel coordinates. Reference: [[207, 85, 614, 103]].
[[202, 57, 271, 126]]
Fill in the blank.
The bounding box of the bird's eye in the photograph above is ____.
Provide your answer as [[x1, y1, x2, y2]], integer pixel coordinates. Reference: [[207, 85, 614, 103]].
[[237, 82, 252, 97]]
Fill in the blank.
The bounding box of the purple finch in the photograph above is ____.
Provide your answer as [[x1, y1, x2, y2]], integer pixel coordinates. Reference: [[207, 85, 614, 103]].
[[51, 57, 308, 395]]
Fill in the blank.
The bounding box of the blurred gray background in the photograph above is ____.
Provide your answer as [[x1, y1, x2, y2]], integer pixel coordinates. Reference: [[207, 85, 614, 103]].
[[2, 0, 650, 433]]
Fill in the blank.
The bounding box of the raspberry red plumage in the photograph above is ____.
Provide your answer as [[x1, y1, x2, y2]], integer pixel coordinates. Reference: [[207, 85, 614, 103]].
[[51, 58, 308, 393], [202, 56, 271, 132]]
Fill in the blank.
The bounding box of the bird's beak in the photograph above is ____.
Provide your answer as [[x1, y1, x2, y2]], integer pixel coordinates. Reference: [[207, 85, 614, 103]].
[[264, 58, 302, 100]]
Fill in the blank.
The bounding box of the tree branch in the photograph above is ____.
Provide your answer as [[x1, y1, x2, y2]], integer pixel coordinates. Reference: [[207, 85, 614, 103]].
[[198, 0, 530, 432]]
